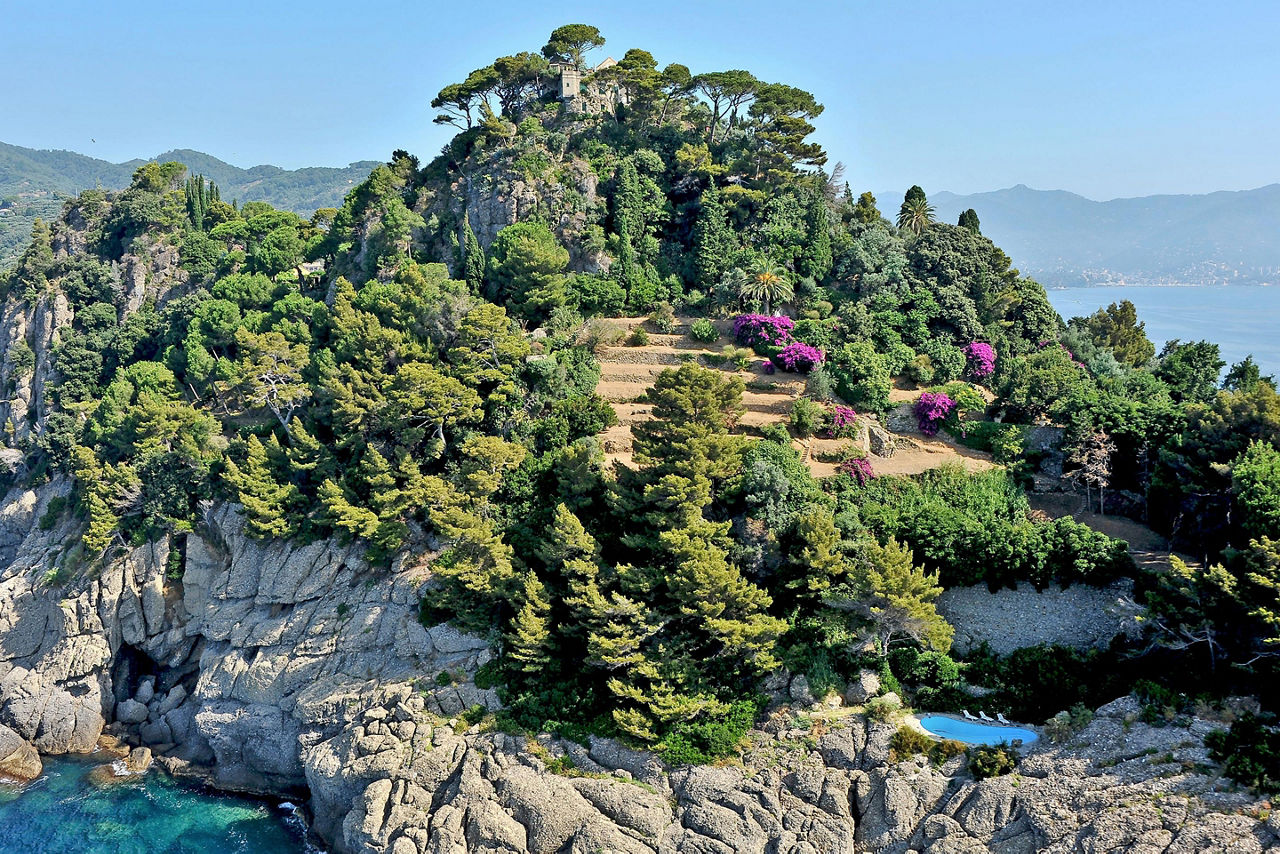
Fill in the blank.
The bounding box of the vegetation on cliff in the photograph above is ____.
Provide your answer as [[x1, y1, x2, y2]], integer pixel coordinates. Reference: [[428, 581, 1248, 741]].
[[4, 24, 1280, 770]]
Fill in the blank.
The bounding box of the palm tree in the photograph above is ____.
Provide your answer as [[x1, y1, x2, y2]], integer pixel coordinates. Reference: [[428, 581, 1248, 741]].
[[896, 185, 935, 236], [735, 262, 794, 314]]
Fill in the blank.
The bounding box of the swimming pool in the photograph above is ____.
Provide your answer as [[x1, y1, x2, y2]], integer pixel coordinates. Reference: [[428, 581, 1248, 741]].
[[917, 715, 1038, 745]]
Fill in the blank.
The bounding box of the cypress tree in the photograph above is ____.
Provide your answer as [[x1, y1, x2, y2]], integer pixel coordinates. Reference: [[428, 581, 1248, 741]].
[[462, 213, 485, 293], [799, 193, 833, 281], [692, 190, 733, 288], [958, 208, 981, 233]]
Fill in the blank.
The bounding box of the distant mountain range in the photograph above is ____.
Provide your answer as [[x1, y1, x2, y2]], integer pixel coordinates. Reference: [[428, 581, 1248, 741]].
[[0, 141, 379, 267], [926, 184, 1280, 288]]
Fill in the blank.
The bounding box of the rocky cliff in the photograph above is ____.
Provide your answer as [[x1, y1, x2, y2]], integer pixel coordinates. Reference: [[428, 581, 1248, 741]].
[[0, 477, 1274, 852]]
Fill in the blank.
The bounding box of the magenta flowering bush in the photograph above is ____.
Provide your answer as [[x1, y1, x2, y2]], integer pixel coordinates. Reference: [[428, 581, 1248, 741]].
[[914, 391, 956, 436], [773, 342, 825, 373], [837, 457, 875, 485], [733, 314, 795, 347], [963, 342, 996, 380], [827, 404, 859, 437]]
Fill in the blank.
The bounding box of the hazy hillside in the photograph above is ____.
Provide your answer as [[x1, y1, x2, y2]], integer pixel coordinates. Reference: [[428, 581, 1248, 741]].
[[0, 141, 377, 267], [929, 183, 1280, 287]]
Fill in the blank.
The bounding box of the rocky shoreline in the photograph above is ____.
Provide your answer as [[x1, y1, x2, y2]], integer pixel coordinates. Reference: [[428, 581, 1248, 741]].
[[0, 483, 1275, 852]]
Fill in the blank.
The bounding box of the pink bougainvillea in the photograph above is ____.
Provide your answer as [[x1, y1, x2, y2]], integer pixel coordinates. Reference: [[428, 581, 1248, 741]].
[[914, 391, 956, 436], [837, 457, 875, 485], [732, 314, 795, 347], [963, 342, 996, 380], [773, 342, 825, 373], [827, 404, 859, 437]]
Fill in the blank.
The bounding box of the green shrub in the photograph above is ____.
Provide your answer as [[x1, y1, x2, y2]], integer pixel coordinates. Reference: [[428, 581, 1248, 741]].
[[627, 328, 650, 346], [906, 354, 934, 385], [1043, 703, 1095, 743], [579, 318, 626, 353], [38, 495, 67, 531], [891, 728, 969, 765], [721, 345, 754, 371], [789, 397, 827, 438], [968, 744, 1018, 779], [690, 318, 719, 343], [805, 366, 837, 401], [889, 725, 932, 759], [865, 694, 901, 722], [660, 699, 760, 765], [1205, 713, 1280, 792], [647, 302, 677, 333], [1135, 679, 1193, 726]]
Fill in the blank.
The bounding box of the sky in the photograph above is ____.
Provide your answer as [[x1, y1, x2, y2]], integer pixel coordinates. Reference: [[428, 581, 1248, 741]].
[[2, 0, 1277, 200]]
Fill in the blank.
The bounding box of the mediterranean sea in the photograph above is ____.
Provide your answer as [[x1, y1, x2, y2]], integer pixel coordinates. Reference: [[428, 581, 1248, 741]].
[[0, 755, 308, 853], [1047, 284, 1280, 376]]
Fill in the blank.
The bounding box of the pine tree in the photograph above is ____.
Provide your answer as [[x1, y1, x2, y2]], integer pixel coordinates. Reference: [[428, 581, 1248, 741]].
[[783, 507, 850, 598], [837, 537, 953, 657], [83, 490, 119, 557], [224, 434, 296, 538], [317, 478, 380, 540], [507, 572, 553, 672]]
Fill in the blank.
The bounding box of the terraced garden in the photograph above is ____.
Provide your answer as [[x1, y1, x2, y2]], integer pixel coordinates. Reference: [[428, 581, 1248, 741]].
[[590, 316, 999, 479]]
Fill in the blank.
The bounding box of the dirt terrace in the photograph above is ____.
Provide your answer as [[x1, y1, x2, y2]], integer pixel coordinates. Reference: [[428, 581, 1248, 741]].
[[590, 317, 996, 479]]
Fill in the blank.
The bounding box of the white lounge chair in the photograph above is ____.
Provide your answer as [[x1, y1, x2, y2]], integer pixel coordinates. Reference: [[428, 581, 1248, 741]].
[[962, 710, 978, 720], [997, 713, 1012, 725], [978, 711, 995, 722]]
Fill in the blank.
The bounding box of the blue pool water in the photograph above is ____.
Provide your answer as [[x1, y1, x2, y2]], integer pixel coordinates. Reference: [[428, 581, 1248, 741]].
[[0, 755, 310, 853], [917, 715, 1038, 745]]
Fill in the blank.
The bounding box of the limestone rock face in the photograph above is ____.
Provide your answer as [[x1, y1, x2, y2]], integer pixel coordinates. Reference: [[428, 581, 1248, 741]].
[[0, 482, 1273, 854], [0, 723, 40, 781]]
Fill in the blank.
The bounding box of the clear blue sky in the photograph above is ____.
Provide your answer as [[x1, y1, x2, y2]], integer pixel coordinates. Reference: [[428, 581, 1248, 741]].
[[4, 0, 1277, 200]]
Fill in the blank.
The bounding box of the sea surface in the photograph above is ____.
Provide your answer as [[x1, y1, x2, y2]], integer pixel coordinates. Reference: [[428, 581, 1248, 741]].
[[0, 755, 309, 854], [1046, 284, 1280, 376]]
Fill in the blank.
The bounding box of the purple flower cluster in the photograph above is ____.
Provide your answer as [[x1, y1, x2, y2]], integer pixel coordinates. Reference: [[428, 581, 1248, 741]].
[[827, 404, 859, 437], [760, 359, 776, 375], [838, 457, 875, 486], [963, 342, 996, 380], [914, 392, 956, 436], [773, 342, 825, 374], [733, 314, 795, 347]]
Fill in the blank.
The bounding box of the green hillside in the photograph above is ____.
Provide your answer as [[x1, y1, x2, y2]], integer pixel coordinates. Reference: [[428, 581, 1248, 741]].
[[0, 141, 377, 267]]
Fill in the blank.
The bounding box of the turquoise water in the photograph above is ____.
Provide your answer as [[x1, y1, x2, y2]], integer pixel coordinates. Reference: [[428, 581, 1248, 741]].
[[1047, 284, 1280, 376], [917, 715, 1039, 745], [0, 755, 310, 854]]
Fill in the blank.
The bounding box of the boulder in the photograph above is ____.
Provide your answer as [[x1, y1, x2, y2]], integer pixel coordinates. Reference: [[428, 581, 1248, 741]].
[[116, 698, 149, 724], [0, 724, 40, 781], [845, 670, 882, 704], [869, 424, 896, 457], [125, 746, 152, 774], [157, 684, 186, 717], [134, 677, 155, 705], [789, 674, 816, 706]]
